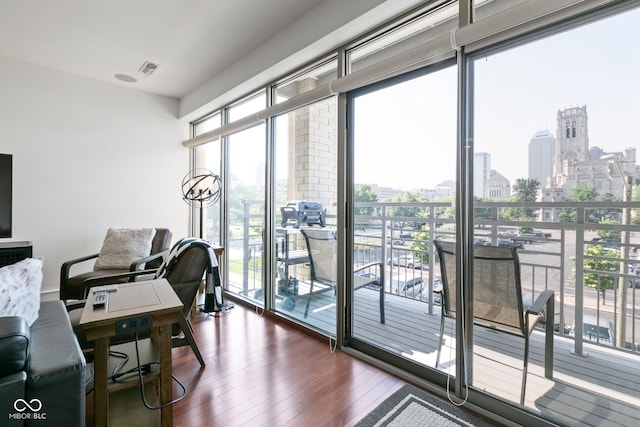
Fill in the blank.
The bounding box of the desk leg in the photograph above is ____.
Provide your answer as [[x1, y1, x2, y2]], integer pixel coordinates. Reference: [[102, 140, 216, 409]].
[[93, 337, 109, 427], [158, 324, 173, 427]]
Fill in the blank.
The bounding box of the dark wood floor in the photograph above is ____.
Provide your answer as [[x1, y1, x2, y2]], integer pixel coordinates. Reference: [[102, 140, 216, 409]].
[[85, 300, 505, 426], [171, 305, 406, 427]]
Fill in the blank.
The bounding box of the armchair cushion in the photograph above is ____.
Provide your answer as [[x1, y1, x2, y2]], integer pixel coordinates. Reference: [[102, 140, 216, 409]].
[[0, 258, 43, 326], [94, 227, 156, 270]]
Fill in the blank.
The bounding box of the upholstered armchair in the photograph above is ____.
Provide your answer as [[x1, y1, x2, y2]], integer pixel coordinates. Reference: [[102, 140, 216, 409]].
[[59, 228, 172, 302]]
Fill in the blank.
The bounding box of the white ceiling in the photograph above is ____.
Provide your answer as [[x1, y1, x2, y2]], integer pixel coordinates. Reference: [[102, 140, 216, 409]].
[[0, 0, 333, 99]]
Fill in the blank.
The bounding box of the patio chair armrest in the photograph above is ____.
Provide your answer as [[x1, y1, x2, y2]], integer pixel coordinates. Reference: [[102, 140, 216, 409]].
[[353, 261, 383, 273], [528, 289, 555, 380], [527, 289, 554, 315]]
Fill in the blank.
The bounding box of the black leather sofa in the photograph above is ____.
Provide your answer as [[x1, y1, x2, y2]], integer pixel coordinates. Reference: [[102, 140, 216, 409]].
[[0, 300, 86, 426]]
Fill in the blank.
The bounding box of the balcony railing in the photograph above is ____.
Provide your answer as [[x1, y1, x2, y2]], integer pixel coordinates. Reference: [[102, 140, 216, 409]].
[[230, 199, 640, 353], [354, 200, 640, 354], [225, 199, 640, 421]]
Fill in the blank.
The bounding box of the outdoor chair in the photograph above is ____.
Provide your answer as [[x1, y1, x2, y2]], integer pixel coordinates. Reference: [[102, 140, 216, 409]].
[[300, 228, 385, 323], [433, 240, 554, 405]]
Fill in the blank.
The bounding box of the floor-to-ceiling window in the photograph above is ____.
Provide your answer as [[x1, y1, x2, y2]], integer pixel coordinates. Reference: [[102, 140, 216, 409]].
[[468, 4, 640, 421], [187, 2, 640, 425], [270, 96, 338, 333], [192, 112, 222, 245], [224, 93, 267, 302]]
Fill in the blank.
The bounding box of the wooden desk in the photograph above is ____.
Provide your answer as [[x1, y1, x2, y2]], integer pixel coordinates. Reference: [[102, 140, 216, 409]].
[[79, 279, 182, 427]]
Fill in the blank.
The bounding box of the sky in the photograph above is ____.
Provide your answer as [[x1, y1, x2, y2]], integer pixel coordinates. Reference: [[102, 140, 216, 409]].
[[354, 6, 640, 190], [218, 6, 640, 194]]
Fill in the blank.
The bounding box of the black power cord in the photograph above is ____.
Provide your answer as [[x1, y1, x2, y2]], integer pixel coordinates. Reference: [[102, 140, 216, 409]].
[[103, 331, 187, 409], [133, 330, 186, 410]]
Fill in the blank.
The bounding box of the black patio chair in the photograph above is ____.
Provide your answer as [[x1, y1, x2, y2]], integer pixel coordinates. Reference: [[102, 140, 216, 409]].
[[300, 228, 385, 323], [433, 239, 554, 405]]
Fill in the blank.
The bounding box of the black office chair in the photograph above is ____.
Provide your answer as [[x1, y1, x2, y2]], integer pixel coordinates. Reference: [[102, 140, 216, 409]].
[[68, 237, 222, 368]]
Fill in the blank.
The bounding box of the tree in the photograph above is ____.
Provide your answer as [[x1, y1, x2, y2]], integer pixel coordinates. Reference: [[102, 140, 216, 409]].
[[556, 185, 599, 223], [512, 178, 540, 202], [436, 196, 456, 227], [576, 245, 619, 305], [596, 219, 621, 241], [228, 174, 262, 226], [354, 184, 378, 230], [410, 212, 431, 264], [389, 191, 427, 229], [474, 197, 493, 225], [503, 178, 540, 220], [572, 185, 598, 202], [597, 193, 619, 221]]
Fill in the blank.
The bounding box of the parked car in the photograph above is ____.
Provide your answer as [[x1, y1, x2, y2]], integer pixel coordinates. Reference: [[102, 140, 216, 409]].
[[474, 236, 491, 246], [532, 230, 552, 238], [581, 315, 615, 345], [355, 271, 380, 287], [418, 278, 442, 304], [390, 277, 424, 298], [591, 237, 621, 244], [388, 254, 422, 269], [517, 233, 536, 244], [600, 246, 619, 255], [498, 238, 523, 249]]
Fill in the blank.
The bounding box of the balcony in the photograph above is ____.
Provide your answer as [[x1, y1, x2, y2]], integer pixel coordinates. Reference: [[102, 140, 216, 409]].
[[228, 200, 640, 425]]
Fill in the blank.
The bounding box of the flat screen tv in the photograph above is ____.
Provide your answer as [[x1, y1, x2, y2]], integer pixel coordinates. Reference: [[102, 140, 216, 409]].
[[0, 154, 12, 238]]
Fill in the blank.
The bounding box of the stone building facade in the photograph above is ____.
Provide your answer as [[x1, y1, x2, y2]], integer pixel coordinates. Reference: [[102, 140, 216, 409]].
[[285, 77, 338, 219], [485, 170, 511, 200], [539, 105, 637, 220]]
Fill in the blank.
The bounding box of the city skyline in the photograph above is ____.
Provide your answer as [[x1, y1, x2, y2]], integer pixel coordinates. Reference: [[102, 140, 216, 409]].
[[355, 8, 638, 191], [231, 8, 639, 201]]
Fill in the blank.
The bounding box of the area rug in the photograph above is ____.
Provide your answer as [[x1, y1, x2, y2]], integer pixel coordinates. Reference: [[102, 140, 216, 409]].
[[355, 384, 497, 427]]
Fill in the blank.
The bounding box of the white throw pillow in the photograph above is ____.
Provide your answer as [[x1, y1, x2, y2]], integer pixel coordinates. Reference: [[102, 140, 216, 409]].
[[0, 258, 43, 326], [94, 228, 156, 270]]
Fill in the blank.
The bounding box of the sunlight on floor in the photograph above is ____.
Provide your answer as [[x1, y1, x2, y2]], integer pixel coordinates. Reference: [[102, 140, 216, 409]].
[[312, 303, 336, 313]]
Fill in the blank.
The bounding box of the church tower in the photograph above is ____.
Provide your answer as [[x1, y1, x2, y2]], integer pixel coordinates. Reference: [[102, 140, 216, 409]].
[[552, 106, 589, 188]]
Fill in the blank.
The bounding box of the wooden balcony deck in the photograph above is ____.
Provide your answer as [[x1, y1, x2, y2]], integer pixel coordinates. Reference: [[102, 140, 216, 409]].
[[288, 286, 640, 426]]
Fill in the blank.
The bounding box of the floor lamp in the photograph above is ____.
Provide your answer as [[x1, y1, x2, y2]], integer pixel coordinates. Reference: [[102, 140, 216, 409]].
[[182, 169, 222, 313], [181, 169, 221, 239]]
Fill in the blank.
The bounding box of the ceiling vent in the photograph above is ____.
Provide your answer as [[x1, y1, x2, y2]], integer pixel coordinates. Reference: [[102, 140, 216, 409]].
[[138, 61, 158, 77]]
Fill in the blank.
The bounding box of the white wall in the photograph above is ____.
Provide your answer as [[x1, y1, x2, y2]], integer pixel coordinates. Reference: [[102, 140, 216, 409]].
[[0, 57, 189, 295]]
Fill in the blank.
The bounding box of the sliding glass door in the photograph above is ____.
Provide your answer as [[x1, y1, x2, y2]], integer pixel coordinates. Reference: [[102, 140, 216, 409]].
[[469, 7, 640, 412], [346, 64, 457, 377]]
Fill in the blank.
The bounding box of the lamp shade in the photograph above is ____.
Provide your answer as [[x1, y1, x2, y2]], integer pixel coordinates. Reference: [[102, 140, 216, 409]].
[[181, 169, 221, 207]]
